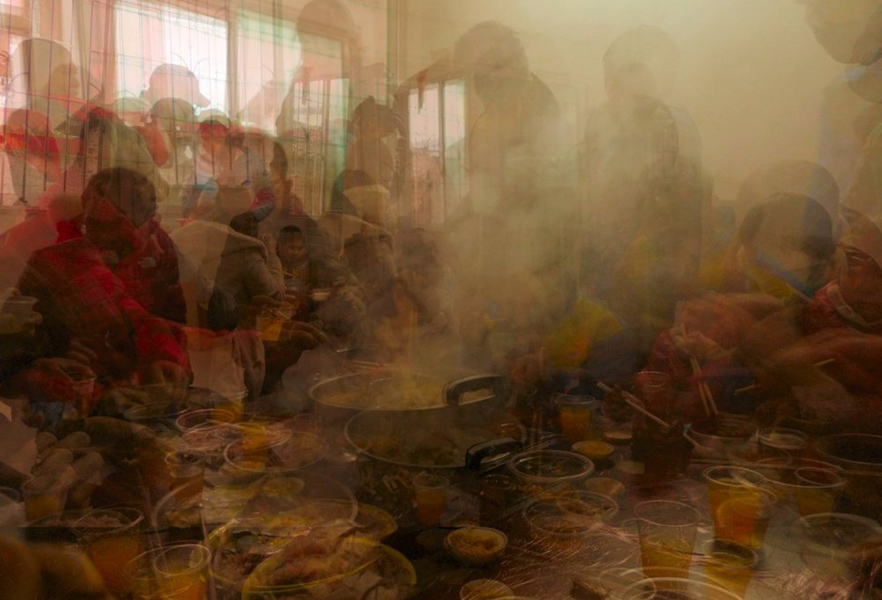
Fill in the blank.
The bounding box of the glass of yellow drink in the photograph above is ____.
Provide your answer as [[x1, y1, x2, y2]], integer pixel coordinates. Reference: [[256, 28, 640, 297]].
[[75, 507, 145, 597], [413, 473, 449, 526], [634, 500, 700, 581], [794, 467, 846, 516], [164, 450, 207, 506], [128, 544, 211, 600], [703, 539, 759, 598], [556, 394, 597, 443], [704, 466, 771, 549]]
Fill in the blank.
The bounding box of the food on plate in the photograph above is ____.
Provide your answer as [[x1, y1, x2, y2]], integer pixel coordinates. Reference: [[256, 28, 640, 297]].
[[354, 504, 397, 540], [459, 578, 513, 600], [584, 477, 625, 498], [445, 527, 507, 566]]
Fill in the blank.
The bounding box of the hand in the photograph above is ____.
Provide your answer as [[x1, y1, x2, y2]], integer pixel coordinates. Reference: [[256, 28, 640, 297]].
[[142, 360, 189, 385], [64, 339, 98, 366]]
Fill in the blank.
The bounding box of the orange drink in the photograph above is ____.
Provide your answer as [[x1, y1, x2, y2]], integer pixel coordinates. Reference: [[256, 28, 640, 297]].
[[413, 473, 448, 526], [704, 466, 770, 549], [164, 450, 206, 506], [704, 539, 759, 598], [794, 467, 845, 516], [634, 500, 700, 581], [557, 395, 597, 443], [75, 508, 145, 597], [128, 544, 211, 600]]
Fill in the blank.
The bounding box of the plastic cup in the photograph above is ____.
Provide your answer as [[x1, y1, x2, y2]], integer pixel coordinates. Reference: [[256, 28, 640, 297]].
[[556, 395, 597, 443], [794, 467, 846, 516], [2, 295, 37, 318], [621, 577, 741, 599], [213, 391, 246, 422], [480, 474, 516, 525], [128, 544, 211, 600], [704, 466, 770, 549], [703, 539, 759, 598], [634, 500, 700, 580], [413, 473, 449, 526], [758, 428, 807, 457], [75, 507, 145, 597], [22, 478, 68, 521], [460, 578, 513, 600], [164, 450, 206, 506]]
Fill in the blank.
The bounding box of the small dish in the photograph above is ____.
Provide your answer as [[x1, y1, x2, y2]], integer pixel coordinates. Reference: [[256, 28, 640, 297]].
[[445, 526, 508, 566]]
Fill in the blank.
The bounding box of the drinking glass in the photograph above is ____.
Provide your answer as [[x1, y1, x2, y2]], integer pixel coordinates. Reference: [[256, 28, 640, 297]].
[[634, 500, 700, 580], [413, 473, 449, 526]]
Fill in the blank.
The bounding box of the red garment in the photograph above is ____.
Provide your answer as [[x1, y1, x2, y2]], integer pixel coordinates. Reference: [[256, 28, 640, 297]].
[[804, 281, 882, 335], [19, 236, 189, 383], [112, 220, 187, 324]]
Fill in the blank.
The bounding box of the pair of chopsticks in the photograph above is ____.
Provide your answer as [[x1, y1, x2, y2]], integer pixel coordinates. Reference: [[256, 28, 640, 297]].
[[597, 382, 670, 431], [675, 323, 719, 417], [689, 356, 719, 417]]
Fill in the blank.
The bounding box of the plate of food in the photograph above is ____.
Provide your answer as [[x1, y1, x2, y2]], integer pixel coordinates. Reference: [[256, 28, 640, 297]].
[[221, 431, 329, 480], [243, 526, 416, 599]]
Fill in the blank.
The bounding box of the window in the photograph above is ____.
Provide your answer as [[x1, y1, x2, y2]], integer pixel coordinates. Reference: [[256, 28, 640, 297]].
[[235, 11, 299, 132], [406, 79, 467, 228], [115, 1, 227, 112]]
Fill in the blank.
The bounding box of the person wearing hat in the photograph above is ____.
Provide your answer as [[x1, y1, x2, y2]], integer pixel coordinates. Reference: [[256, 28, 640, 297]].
[[141, 63, 211, 109]]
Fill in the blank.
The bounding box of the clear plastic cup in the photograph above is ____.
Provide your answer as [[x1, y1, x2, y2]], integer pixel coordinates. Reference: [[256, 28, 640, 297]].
[[128, 544, 211, 600], [634, 500, 700, 580], [413, 473, 449, 526], [75, 507, 145, 597]]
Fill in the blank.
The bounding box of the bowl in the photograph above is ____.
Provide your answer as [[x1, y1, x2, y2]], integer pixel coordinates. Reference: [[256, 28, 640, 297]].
[[445, 526, 508, 566], [621, 577, 742, 599], [554, 490, 618, 524], [572, 440, 614, 462], [523, 501, 597, 543], [797, 512, 882, 578], [687, 414, 755, 458], [460, 579, 514, 600], [507, 450, 594, 496]]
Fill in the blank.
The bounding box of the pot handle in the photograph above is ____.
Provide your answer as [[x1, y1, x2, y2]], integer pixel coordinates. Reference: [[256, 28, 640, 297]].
[[465, 437, 522, 471], [444, 374, 510, 407]]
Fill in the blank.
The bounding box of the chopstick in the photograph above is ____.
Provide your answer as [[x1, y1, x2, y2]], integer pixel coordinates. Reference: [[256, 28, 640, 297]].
[[689, 356, 718, 416], [597, 382, 671, 431]]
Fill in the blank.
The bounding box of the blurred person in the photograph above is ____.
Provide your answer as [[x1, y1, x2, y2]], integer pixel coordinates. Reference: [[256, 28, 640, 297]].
[[17, 168, 191, 394], [582, 27, 706, 354], [8, 38, 83, 133], [187, 109, 241, 219], [345, 96, 398, 192]]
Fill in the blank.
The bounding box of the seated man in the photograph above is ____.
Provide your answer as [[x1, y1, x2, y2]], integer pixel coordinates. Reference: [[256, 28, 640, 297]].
[[17, 168, 190, 395]]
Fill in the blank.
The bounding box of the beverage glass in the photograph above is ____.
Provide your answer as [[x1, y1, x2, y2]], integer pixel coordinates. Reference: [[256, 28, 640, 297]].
[[22, 477, 68, 521], [635, 370, 672, 415], [480, 474, 515, 525], [213, 390, 246, 422], [128, 544, 211, 600], [164, 450, 206, 506], [794, 467, 846, 516], [557, 395, 597, 443], [757, 428, 807, 458], [703, 539, 759, 598], [621, 577, 741, 600], [704, 466, 770, 550], [413, 473, 448, 526], [75, 507, 145, 597], [634, 500, 700, 580]]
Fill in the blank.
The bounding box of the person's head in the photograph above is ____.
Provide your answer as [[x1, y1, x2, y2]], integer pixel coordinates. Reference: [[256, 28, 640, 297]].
[[837, 210, 882, 323], [10, 39, 80, 101], [198, 109, 232, 153], [736, 160, 839, 228], [454, 21, 530, 107], [603, 27, 678, 101], [738, 192, 836, 301], [82, 168, 157, 254], [143, 63, 210, 108], [352, 97, 397, 138], [150, 98, 196, 138], [277, 225, 308, 266]]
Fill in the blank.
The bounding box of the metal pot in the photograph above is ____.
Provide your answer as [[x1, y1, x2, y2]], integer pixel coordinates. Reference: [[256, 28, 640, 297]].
[[343, 375, 523, 521], [310, 370, 511, 426]]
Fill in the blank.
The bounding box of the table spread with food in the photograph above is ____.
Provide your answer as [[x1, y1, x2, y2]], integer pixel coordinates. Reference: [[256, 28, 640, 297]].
[[1, 365, 881, 600]]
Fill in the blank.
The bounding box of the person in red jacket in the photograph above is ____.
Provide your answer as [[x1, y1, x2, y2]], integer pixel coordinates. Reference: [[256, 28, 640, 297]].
[[17, 167, 190, 391]]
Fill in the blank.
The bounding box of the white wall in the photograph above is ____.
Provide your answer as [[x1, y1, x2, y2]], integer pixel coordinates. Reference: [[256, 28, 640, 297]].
[[401, 0, 845, 201]]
